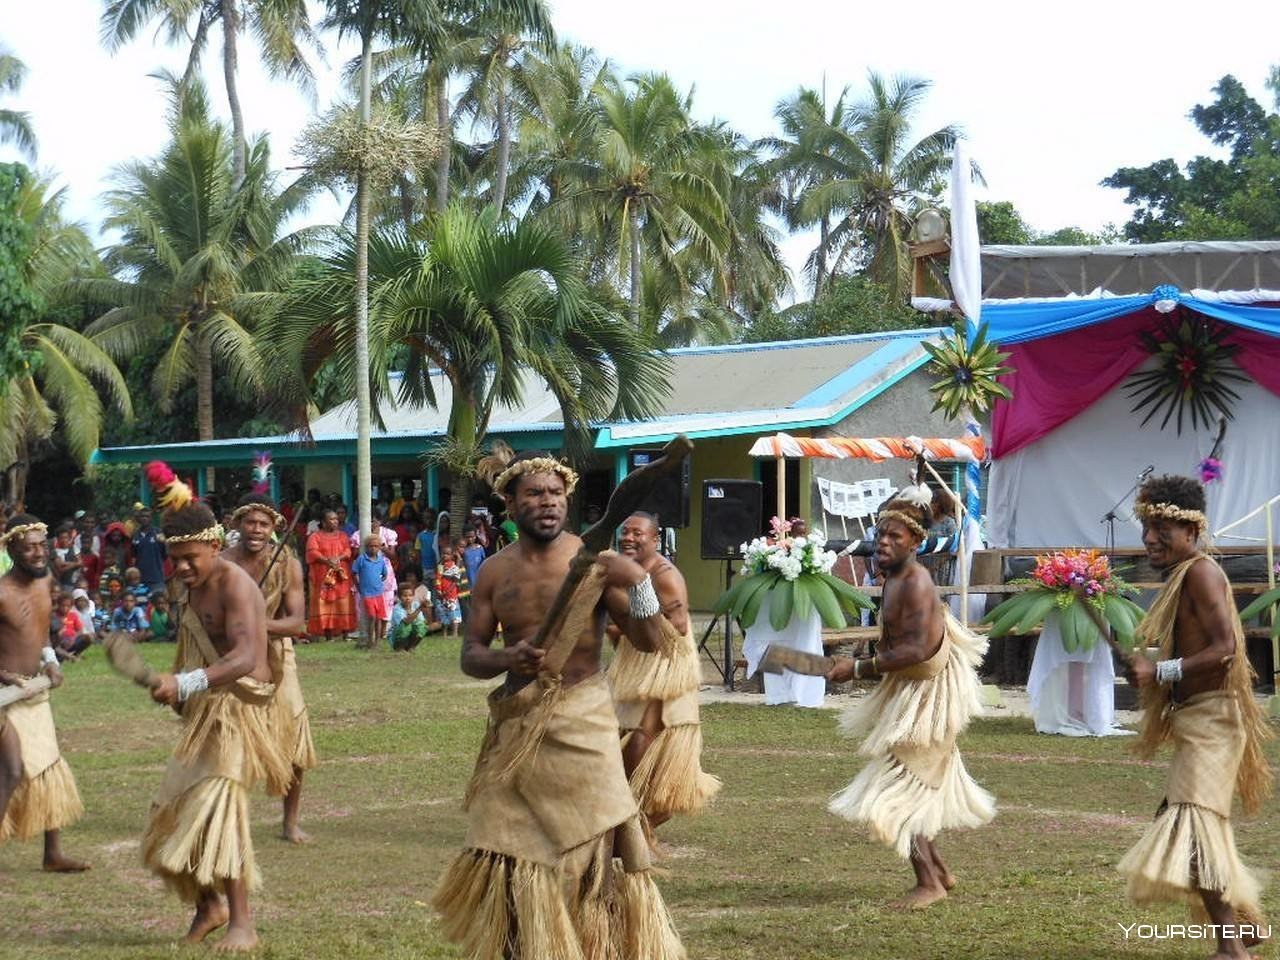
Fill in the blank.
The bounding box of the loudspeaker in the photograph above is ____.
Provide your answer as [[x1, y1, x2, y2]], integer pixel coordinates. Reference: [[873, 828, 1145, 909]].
[[701, 479, 763, 560], [627, 449, 690, 528]]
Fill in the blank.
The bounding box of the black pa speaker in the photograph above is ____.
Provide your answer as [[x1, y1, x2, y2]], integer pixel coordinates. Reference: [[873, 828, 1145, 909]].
[[627, 449, 690, 528], [701, 479, 763, 560]]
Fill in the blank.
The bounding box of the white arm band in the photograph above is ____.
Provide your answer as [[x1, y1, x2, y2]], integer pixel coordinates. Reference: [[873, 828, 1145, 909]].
[[41, 646, 59, 668], [628, 574, 661, 619], [175, 669, 210, 702], [1155, 657, 1183, 686]]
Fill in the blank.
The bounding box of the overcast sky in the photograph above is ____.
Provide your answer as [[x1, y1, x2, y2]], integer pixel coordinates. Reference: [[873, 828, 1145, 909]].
[[3, 0, 1278, 292]]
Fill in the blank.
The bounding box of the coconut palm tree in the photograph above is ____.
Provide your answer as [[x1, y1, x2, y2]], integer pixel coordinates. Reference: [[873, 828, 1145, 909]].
[[0, 49, 36, 159], [265, 204, 671, 528], [100, 0, 319, 185], [558, 71, 732, 327], [0, 167, 131, 507], [799, 73, 957, 301], [452, 0, 553, 216], [757, 85, 861, 298], [79, 80, 311, 488]]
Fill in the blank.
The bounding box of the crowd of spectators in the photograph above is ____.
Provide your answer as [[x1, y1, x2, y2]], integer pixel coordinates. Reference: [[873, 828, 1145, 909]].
[[0, 473, 522, 661]]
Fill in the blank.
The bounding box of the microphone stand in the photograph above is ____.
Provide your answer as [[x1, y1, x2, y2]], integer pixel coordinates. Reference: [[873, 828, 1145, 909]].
[[1101, 468, 1152, 561]]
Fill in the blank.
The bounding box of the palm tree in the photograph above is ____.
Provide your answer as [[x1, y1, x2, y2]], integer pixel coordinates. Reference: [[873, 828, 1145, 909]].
[[0, 49, 36, 159], [266, 205, 671, 529], [0, 167, 131, 507], [100, 0, 319, 185], [316, 0, 552, 538], [559, 71, 732, 326], [799, 73, 957, 301], [80, 80, 310, 489], [452, 0, 553, 216], [757, 85, 861, 298]]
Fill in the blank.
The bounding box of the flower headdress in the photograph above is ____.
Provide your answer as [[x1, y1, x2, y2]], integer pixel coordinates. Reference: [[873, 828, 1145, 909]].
[[476, 439, 578, 496]]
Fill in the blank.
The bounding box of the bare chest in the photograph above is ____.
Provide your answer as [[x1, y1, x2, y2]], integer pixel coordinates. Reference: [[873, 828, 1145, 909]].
[[0, 581, 53, 668]]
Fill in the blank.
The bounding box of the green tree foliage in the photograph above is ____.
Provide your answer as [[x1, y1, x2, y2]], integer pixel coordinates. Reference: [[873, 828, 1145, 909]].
[[0, 49, 36, 159], [976, 201, 1031, 245], [1103, 72, 1280, 241], [0, 163, 42, 390], [742, 275, 931, 343]]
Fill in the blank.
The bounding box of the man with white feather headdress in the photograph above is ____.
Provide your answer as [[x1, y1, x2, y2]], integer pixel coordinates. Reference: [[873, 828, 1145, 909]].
[[825, 482, 995, 909]]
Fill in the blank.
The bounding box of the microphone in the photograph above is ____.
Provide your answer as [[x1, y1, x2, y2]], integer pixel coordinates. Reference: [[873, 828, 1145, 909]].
[[1138, 465, 1154, 480]]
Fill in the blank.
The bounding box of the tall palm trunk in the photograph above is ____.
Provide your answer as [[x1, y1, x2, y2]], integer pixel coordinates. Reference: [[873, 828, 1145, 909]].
[[446, 387, 479, 537], [196, 323, 215, 491], [353, 30, 375, 541], [434, 80, 450, 213], [220, 0, 246, 188], [628, 205, 641, 326], [492, 84, 511, 215], [814, 213, 830, 299]]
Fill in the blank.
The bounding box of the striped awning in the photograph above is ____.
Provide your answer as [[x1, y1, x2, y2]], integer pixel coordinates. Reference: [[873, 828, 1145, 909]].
[[747, 432, 985, 462]]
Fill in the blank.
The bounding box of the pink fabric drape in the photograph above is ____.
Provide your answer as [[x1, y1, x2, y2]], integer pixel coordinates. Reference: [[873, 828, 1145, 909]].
[[991, 308, 1280, 458]]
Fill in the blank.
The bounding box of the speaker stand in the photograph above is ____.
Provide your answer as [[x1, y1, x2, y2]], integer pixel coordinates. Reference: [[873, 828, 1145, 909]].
[[697, 560, 736, 691]]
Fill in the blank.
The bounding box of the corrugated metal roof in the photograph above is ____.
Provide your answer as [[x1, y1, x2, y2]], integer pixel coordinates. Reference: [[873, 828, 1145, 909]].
[[94, 328, 944, 460]]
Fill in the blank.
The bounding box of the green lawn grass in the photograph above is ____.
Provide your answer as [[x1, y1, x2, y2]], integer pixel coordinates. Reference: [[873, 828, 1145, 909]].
[[1, 640, 1276, 959]]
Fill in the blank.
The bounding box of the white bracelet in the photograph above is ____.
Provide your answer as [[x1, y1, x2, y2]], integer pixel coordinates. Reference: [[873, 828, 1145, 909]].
[[41, 646, 59, 667], [1155, 657, 1183, 686], [628, 574, 661, 619], [175, 669, 209, 702]]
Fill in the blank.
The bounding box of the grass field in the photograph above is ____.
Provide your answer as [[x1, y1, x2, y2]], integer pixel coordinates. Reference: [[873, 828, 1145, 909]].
[[1, 639, 1277, 960]]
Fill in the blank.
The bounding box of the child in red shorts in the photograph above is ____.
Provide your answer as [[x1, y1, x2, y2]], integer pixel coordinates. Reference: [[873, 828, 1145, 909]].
[[351, 534, 391, 648]]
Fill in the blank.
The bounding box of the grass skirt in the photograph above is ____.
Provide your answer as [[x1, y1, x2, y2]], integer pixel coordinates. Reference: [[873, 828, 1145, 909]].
[[272, 638, 318, 773], [0, 691, 83, 842], [828, 610, 995, 857]]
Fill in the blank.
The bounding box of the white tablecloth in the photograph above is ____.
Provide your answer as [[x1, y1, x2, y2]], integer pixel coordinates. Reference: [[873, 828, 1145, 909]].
[[741, 592, 826, 708], [1027, 611, 1130, 737]]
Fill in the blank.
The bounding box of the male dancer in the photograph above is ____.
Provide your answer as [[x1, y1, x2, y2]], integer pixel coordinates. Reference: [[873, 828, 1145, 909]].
[[0, 514, 88, 872], [140, 466, 291, 952], [1119, 475, 1272, 959], [609, 512, 718, 836], [826, 487, 994, 908], [434, 451, 685, 960], [224, 493, 317, 844]]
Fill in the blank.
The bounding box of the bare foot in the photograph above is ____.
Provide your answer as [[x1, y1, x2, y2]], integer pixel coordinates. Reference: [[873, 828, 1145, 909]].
[[212, 925, 260, 953], [282, 824, 312, 845], [182, 899, 230, 944], [938, 870, 958, 891], [42, 854, 90, 873], [890, 884, 948, 910]]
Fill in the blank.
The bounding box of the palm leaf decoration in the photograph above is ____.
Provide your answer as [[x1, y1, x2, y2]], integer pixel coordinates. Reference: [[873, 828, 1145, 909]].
[[922, 320, 1013, 420], [713, 570, 873, 630], [1124, 312, 1247, 434]]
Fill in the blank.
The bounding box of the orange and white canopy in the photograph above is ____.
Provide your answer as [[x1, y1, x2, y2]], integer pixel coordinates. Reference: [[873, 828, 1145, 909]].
[[747, 432, 985, 463]]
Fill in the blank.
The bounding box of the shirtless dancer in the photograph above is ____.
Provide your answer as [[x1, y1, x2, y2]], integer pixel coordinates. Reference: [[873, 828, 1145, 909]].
[[609, 512, 718, 837], [826, 488, 994, 908], [0, 514, 88, 872], [1119, 475, 1272, 960], [223, 493, 316, 844], [140, 473, 291, 953], [434, 451, 685, 959]]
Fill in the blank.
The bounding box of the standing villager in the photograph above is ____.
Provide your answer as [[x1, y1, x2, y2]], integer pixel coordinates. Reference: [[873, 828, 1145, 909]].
[[1118, 475, 1273, 959], [433, 451, 685, 960], [0, 514, 88, 872], [609, 512, 719, 837], [305, 510, 357, 641], [223, 490, 318, 845], [138, 463, 292, 952], [826, 486, 995, 909]]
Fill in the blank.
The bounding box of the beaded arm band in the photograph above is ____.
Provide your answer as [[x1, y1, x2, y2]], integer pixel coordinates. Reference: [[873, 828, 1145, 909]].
[[628, 574, 661, 619]]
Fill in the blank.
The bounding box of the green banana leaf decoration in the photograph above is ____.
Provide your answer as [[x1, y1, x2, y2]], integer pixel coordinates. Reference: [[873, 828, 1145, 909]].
[[984, 587, 1145, 653], [1124, 312, 1247, 434], [1239, 586, 1280, 640], [713, 571, 874, 631], [922, 320, 1014, 421]]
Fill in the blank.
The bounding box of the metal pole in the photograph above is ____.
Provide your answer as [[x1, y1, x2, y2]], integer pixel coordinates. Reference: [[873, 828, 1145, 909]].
[[776, 456, 786, 521], [1268, 503, 1278, 695]]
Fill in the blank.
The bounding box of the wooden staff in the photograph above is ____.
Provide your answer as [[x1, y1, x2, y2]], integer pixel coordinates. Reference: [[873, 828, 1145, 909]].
[[0, 675, 52, 709], [529, 434, 694, 650]]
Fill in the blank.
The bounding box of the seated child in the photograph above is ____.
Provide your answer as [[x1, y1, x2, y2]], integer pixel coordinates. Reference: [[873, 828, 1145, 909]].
[[388, 583, 429, 651], [123, 566, 150, 603], [110, 592, 151, 640], [54, 592, 91, 659], [148, 594, 175, 642]]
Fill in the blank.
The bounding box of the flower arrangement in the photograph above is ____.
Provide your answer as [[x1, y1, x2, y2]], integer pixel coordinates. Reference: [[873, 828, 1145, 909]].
[[713, 518, 873, 630], [984, 549, 1144, 652]]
